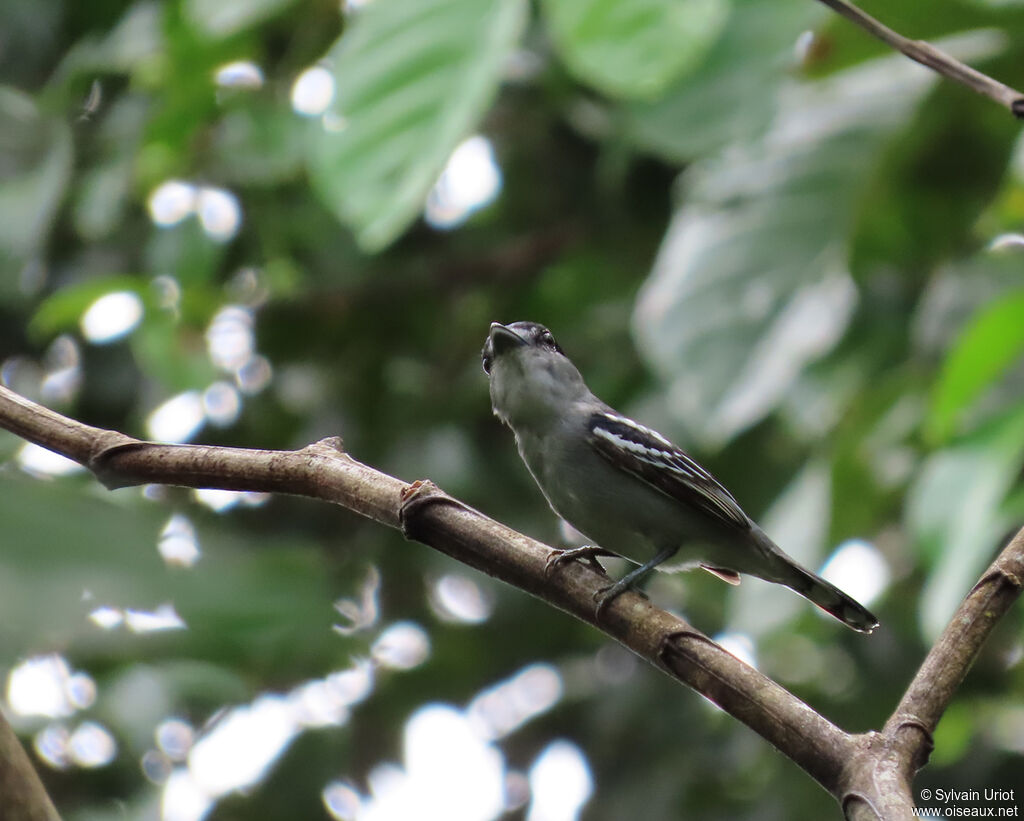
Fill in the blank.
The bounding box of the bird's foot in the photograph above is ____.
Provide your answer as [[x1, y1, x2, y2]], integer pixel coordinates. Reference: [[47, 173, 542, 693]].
[[544, 545, 614, 577], [593, 579, 648, 621], [588, 545, 676, 621]]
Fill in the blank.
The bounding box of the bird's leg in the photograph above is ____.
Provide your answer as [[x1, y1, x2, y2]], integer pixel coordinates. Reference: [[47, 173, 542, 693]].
[[545, 545, 615, 576], [594, 546, 678, 620]]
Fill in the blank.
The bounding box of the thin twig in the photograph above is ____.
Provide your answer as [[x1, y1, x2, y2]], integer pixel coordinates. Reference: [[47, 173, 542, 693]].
[[885, 527, 1024, 766], [815, 0, 1024, 117]]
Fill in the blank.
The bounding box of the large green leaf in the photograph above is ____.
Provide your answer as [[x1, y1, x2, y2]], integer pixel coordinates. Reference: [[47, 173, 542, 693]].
[[632, 41, 997, 446], [309, 0, 527, 252], [185, 0, 298, 37], [624, 0, 820, 159], [542, 0, 729, 100], [907, 405, 1024, 640], [0, 86, 72, 289], [0, 473, 343, 667], [926, 288, 1024, 443], [29, 274, 146, 339]]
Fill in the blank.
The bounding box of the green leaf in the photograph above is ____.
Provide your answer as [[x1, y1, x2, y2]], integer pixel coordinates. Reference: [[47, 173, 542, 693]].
[[0, 86, 73, 288], [29, 274, 146, 339], [0, 473, 341, 668], [632, 48, 961, 446], [73, 156, 135, 240], [131, 308, 219, 392], [72, 96, 148, 241], [53, 2, 164, 82], [624, 0, 820, 160], [907, 404, 1024, 640], [308, 0, 527, 251], [929, 701, 975, 767], [185, 0, 298, 37], [926, 289, 1024, 443], [542, 0, 728, 100], [210, 101, 306, 185]]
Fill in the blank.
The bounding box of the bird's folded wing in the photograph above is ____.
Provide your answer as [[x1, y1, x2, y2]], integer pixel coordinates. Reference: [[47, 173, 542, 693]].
[[586, 411, 750, 531]]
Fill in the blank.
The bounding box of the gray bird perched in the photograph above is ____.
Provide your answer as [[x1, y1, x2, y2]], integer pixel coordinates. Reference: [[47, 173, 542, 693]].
[[481, 320, 878, 633]]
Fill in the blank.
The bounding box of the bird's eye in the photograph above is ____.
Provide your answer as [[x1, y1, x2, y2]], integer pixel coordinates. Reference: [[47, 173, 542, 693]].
[[540, 331, 555, 347], [481, 352, 493, 374]]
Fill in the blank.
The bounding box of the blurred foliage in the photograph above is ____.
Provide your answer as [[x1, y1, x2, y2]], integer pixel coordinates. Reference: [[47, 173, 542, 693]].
[[1, 0, 1023, 819]]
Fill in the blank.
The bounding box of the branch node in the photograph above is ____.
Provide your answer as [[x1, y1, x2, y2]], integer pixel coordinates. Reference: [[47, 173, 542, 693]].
[[890, 714, 935, 770], [87, 438, 150, 489], [1012, 98, 1024, 119], [399, 479, 470, 543], [309, 436, 346, 454], [842, 790, 883, 821], [968, 566, 1022, 597], [658, 627, 718, 669]]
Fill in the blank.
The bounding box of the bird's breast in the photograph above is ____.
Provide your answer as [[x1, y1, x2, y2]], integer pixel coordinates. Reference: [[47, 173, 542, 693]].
[[516, 425, 694, 566]]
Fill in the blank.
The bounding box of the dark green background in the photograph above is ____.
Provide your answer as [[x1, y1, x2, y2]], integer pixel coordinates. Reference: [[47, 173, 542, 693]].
[[2, 0, 1023, 817]]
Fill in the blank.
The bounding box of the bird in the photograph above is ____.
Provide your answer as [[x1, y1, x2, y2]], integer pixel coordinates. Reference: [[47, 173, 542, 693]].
[[481, 320, 878, 633]]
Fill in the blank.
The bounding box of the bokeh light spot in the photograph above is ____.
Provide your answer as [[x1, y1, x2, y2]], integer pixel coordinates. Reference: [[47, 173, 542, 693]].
[[713, 631, 758, 670], [89, 606, 124, 630], [430, 574, 494, 624], [142, 749, 173, 784], [291, 66, 335, 116], [34, 724, 71, 769], [820, 539, 890, 606], [159, 513, 201, 567], [206, 306, 254, 372], [215, 60, 264, 89], [80, 291, 144, 343], [69, 721, 117, 767], [371, 622, 431, 670], [193, 488, 244, 513], [323, 780, 362, 820], [196, 187, 242, 242], [124, 603, 187, 633], [147, 391, 205, 443], [17, 442, 84, 477], [157, 718, 196, 761], [162, 769, 214, 821], [7, 655, 92, 718], [148, 180, 197, 226], [188, 696, 299, 796], [202, 381, 241, 426], [468, 663, 562, 741], [424, 135, 502, 229], [527, 741, 593, 821]]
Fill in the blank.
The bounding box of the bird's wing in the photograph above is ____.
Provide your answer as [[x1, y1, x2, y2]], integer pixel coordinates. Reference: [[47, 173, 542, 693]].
[[586, 411, 750, 531]]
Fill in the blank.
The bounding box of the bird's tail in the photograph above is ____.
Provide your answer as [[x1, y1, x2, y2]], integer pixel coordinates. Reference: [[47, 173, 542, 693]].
[[749, 527, 879, 633], [778, 559, 879, 634]]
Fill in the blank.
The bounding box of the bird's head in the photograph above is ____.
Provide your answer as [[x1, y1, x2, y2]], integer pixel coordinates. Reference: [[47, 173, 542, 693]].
[[482, 321, 587, 428]]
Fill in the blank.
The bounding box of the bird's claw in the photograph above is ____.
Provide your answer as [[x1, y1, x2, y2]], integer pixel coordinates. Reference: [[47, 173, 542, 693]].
[[592, 580, 648, 621], [544, 545, 611, 577]]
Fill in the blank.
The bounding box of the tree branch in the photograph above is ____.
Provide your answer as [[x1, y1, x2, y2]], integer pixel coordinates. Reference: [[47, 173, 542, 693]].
[[892, 528, 1024, 754], [0, 385, 856, 793], [840, 528, 1024, 819], [0, 708, 61, 821], [815, 0, 1024, 117], [1, 383, 1021, 819]]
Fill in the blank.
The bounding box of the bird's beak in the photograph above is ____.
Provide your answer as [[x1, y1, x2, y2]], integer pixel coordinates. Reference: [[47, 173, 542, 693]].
[[489, 322, 526, 354], [482, 322, 526, 375]]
